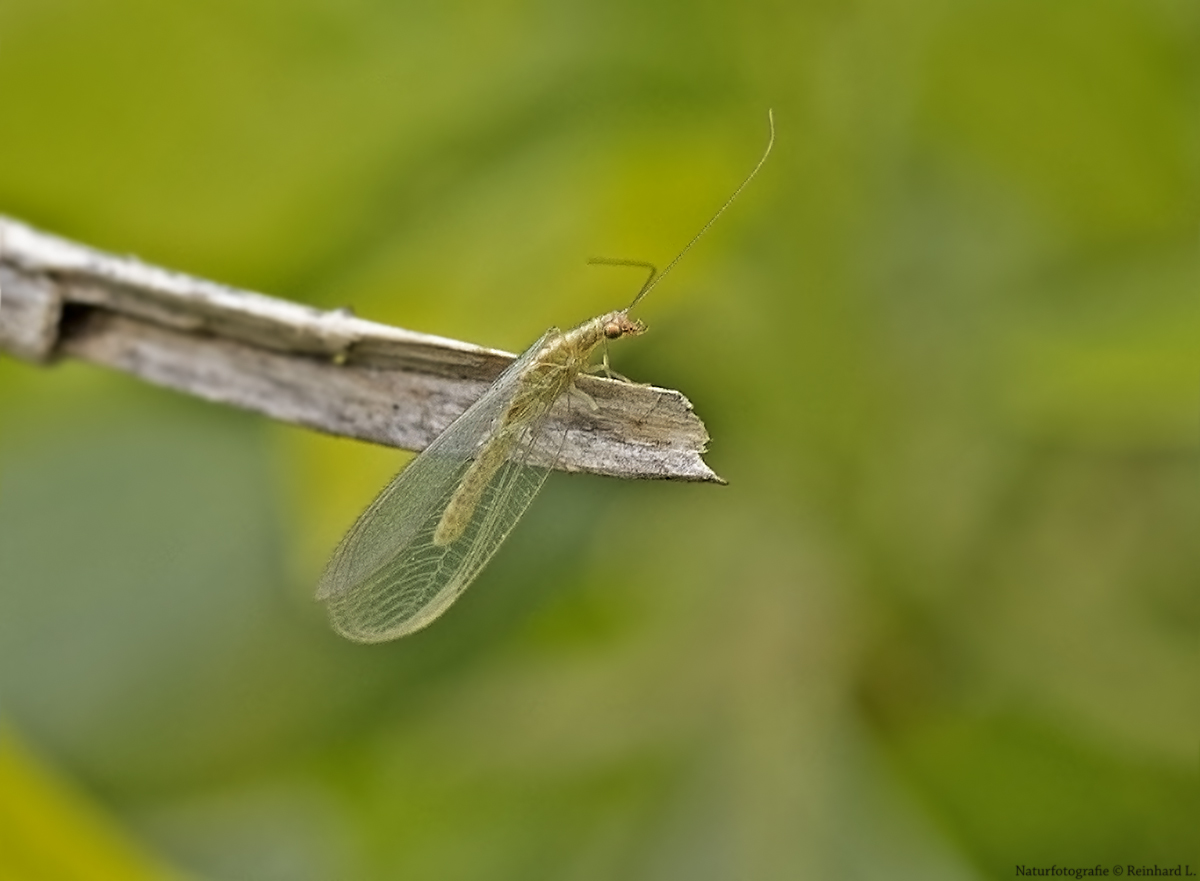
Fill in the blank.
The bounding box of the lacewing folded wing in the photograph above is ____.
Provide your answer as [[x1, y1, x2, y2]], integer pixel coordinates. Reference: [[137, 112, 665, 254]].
[[317, 330, 565, 642]]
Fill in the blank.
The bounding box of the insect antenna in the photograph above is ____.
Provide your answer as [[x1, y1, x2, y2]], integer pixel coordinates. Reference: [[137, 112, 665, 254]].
[[624, 109, 775, 313], [586, 257, 658, 301]]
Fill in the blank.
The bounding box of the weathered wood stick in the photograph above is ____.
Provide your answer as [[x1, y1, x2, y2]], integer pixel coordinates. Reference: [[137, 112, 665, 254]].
[[0, 216, 721, 483]]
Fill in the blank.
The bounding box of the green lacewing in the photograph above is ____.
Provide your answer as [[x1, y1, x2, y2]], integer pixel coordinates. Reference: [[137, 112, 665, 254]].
[[318, 113, 774, 642]]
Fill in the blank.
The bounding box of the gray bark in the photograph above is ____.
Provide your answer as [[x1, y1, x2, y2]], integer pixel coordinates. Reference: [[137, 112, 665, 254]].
[[0, 216, 722, 483]]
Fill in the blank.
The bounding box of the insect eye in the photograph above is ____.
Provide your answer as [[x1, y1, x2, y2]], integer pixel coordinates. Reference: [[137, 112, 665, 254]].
[[604, 322, 622, 339]]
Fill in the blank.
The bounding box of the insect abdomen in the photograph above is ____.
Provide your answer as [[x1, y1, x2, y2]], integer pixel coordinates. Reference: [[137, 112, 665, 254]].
[[432, 331, 589, 547], [433, 432, 516, 546]]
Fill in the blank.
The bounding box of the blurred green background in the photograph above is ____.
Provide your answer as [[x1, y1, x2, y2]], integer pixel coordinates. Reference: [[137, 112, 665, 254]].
[[0, 1, 1196, 879]]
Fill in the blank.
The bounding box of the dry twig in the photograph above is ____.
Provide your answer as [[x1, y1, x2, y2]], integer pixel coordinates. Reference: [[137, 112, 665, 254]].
[[0, 216, 721, 483]]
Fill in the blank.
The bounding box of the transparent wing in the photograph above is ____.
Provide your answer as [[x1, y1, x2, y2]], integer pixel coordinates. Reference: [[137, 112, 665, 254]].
[[317, 329, 566, 643]]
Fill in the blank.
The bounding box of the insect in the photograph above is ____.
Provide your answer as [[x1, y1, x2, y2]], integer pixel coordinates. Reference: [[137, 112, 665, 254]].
[[317, 112, 774, 642]]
